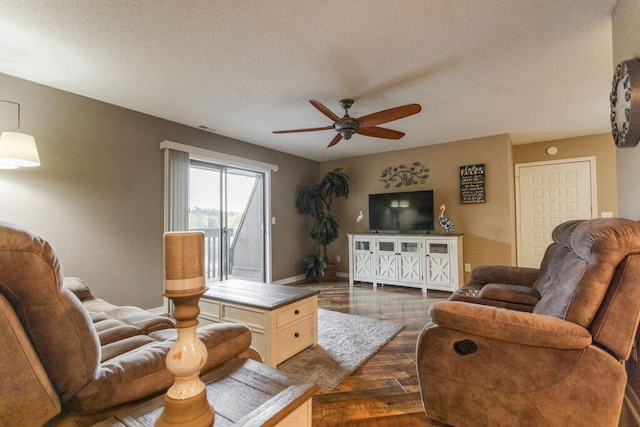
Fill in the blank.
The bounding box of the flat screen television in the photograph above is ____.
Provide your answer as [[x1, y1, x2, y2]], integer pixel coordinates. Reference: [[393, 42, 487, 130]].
[[368, 190, 435, 233]]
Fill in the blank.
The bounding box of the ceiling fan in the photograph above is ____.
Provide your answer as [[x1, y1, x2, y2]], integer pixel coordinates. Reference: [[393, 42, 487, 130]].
[[273, 99, 421, 148]]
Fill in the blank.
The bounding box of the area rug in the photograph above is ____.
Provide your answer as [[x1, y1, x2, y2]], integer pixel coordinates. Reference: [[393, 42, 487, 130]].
[[277, 308, 404, 390]]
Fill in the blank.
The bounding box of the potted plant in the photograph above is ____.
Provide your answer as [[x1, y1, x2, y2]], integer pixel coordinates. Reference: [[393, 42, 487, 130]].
[[296, 168, 349, 281]]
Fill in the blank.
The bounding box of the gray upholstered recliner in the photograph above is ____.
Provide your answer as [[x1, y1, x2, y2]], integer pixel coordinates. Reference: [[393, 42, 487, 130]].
[[0, 222, 259, 426], [416, 218, 640, 426]]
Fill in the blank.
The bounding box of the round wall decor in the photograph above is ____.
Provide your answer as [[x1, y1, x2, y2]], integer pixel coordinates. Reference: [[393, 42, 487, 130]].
[[610, 58, 640, 148]]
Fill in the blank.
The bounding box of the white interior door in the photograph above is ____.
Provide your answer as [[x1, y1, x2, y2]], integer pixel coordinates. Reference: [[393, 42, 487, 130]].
[[516, 158, 596, 268]]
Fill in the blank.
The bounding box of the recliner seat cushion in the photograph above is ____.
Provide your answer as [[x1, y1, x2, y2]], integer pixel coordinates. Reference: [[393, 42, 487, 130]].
[[69, 322, 253, 413], [83, 296, 174, 334]]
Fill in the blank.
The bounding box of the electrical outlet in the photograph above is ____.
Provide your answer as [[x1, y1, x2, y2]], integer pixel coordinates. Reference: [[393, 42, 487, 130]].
[[464, 263, 471, 272], [336, 255, 341, 263]]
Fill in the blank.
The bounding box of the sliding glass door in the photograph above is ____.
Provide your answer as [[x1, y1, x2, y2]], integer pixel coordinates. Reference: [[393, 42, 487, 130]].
[[189, 160, 265, 282]]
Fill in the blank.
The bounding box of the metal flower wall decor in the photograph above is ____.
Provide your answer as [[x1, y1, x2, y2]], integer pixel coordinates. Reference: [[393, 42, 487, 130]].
[[379, 162, 430, 188]]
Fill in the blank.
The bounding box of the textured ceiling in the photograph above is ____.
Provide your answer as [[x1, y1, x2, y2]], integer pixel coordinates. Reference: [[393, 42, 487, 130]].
[[0, 0, 617, 162]]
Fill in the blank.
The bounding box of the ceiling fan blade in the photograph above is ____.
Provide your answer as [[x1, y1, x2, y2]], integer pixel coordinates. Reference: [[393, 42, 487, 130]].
[[272, 126, 333, 134], [327, 133, 343, 148], [356, 103, 421, 128], [310, 100, 341, 122], [357, 126, 405, 140]]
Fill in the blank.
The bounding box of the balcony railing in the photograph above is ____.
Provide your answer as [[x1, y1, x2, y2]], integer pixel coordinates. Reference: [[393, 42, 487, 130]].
[[189, 228, 234, 281]]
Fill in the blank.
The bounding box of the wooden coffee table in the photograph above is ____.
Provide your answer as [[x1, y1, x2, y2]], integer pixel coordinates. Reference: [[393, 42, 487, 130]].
[[198, 280, 319, 367], [106, 358, 318, 426]]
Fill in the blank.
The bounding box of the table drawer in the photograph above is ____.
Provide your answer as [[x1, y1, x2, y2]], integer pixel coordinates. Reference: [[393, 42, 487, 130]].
[[276, 298, 315, 328], [276, 316, 314, 363], [222, 304, 265, 329], [198, 299, 220, 319]]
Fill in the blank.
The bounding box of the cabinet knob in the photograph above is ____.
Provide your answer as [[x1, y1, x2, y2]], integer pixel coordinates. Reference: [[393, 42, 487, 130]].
[[294, 332, 300, 338], [294, 309, 300, 315]]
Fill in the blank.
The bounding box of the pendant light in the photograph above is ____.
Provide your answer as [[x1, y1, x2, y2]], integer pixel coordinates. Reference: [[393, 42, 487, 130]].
[[0, 101, 40, 169]]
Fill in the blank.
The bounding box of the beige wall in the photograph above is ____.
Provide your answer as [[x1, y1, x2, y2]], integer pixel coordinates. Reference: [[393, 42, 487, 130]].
[[319, 134, 516, 282], [513, 133, 618, 217], [0, 72, 318, 308], [613, 0, 640, 220]]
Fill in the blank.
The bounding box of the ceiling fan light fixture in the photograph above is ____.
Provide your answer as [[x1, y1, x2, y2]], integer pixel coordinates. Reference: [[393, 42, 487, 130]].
[[340, 129, 356, 140], [333, 114, 359, 140]]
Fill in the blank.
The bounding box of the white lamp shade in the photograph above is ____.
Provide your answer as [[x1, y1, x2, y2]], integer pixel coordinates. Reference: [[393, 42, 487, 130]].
[[0, 132, 41, 168]]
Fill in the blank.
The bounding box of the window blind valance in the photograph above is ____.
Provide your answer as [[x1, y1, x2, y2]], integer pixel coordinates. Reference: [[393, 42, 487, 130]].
[[160, 140, 278, 173]]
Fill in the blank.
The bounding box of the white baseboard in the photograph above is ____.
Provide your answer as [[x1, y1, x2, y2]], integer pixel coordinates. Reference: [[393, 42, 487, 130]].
[[272, 274, 306, 285], [272, 271, 348, 285]]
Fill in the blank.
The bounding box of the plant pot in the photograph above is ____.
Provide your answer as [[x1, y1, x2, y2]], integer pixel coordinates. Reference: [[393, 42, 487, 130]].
[[320, 263, 338, 282]]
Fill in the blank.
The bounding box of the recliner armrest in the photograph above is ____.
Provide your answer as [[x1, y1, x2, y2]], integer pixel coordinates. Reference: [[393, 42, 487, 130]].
[[468, 265, 540, 288], [430, 301, 592, 349], [478, 283, 540, 306]]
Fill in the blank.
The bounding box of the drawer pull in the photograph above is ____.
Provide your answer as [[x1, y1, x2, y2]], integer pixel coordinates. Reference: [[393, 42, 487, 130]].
[[294, 332, 300, 338], [294, 309, 300, 315]]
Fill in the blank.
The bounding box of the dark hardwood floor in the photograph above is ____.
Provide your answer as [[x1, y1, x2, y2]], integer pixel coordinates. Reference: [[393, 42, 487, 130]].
[[297, 279, 450, 426]]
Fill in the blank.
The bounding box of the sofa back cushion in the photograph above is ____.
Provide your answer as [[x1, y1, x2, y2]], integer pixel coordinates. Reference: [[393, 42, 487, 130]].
[[0, 222, 100, 402], [533, 218, 640, 329]]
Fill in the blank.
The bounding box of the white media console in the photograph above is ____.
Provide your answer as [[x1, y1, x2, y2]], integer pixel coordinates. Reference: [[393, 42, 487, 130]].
[[348, 233, 464, 292]]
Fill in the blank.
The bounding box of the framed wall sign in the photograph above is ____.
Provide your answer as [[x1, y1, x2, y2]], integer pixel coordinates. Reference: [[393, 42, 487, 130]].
[[460, 164, 486, 204]]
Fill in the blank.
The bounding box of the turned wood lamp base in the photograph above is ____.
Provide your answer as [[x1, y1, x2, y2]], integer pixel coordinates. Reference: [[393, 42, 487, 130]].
[[156, 390, 214, 427], [158, 232, 214, 427]]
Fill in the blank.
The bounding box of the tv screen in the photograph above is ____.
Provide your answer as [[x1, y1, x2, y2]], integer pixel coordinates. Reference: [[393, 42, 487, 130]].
[[368, 190, 435, 232]]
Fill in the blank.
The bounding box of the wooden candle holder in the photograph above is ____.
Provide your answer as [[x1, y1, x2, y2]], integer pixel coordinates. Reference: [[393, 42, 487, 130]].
[[156, 232, 214, 427]]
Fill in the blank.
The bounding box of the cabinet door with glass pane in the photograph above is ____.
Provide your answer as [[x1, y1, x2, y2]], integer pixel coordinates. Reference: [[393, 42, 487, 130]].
[[376, 238, 398, 282], [426, 242, 451, 285], [352, 237, 374, 281], [398, 238, 423, 284], [424, 239, 460, 291]]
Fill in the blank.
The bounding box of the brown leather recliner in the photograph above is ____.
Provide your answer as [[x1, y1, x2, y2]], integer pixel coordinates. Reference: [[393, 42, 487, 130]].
[[0, 222, 260, 426], [416, 218, 640, 426]]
